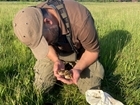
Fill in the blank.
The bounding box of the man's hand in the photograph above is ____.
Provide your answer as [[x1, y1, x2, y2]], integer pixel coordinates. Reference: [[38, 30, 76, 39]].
[[71, 68, 81, 85], [53, 61, 74, 84], [55, 68, 81, 85], [53, 60, 65, 78]]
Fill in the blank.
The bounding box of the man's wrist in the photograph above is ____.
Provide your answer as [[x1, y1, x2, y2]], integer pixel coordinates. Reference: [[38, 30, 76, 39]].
[[72, 68, 82, 74], [53, 59, 61, 63]]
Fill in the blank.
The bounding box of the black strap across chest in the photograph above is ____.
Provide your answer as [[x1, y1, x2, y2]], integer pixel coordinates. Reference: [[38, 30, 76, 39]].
[[45, 0, 78, 54]]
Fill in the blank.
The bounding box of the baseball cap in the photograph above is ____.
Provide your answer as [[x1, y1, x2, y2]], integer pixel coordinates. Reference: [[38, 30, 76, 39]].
[[13, 6, 48, 60]]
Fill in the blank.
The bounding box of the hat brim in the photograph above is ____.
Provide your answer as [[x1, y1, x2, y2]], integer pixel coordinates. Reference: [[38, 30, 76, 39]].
[[31, 36, 49, 59]]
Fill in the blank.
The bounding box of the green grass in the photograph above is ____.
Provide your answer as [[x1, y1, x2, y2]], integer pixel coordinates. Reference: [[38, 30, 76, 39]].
[[0, 2, 140, 105]]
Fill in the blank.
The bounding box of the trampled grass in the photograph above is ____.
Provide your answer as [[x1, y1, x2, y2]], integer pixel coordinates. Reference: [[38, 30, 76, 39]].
[[0, 2, 140, 105]]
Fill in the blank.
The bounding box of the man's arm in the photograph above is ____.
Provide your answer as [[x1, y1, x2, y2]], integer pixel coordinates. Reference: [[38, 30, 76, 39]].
[[71, 50, 98, 84], [47, 46, 65, 78], [47, 45, 59, 63], [73, 50, 98, 72], [57, 49, 99, 85]]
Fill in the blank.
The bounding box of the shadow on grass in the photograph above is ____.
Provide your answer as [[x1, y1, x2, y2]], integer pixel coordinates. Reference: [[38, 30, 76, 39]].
[[42, 81, 65, 105], [0, 65, 19, 83], [99, 30, 131, 104]]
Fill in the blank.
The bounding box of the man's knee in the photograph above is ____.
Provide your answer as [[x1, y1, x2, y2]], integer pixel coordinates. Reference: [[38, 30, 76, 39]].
[[33, 75, 56, 93], [91, 60, 104, 79], [77, 76, 102, 94], [33, 58, 56, 93], [77, 60, 104, 94]]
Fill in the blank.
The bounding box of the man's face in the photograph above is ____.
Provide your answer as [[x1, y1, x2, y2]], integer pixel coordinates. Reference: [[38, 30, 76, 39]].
[[43, 24, 59, 45]]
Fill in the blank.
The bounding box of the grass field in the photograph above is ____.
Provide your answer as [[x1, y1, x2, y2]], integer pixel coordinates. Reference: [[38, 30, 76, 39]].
[[0, 2, 140, 105]]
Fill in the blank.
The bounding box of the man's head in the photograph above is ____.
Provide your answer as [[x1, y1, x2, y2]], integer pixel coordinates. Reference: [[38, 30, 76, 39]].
[[13, 6, 59, 59]]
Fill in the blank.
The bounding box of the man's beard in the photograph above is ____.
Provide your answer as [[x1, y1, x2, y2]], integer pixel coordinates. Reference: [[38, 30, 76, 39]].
[[48, 25, 59, 45]]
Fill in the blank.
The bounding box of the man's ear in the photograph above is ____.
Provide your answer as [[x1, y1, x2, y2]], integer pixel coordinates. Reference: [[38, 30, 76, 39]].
[[43, 18, 53, 25]]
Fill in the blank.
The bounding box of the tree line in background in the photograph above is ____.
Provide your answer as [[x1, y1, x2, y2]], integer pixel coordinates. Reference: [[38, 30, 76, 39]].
[[1, 0, 140, 2]]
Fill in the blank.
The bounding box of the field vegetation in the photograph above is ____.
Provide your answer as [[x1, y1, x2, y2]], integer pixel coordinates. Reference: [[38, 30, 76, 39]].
[[0, 2, 140, 105]]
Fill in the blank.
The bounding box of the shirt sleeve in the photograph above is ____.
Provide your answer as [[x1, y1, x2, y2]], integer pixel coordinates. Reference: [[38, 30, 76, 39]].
[[78, 13, 100, 52]]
